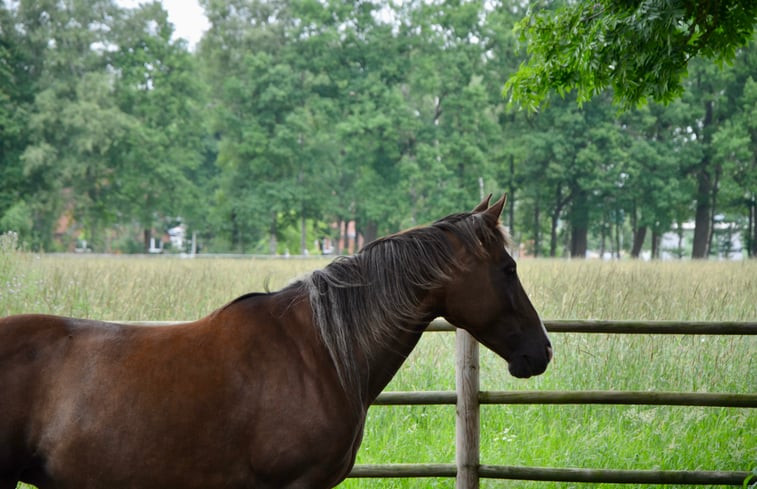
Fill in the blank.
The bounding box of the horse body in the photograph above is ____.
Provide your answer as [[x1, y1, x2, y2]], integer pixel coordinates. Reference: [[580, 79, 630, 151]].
[[0, 292, 367, 489], [0, 195, 552, 489]]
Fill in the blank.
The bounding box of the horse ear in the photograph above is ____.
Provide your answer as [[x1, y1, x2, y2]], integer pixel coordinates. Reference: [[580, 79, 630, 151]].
[[482, 193, 507, 223], [473, 194, 492, 213]]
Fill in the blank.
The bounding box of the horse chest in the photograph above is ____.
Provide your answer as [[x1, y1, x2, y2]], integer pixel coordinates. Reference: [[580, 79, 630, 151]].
[[242, 392, 366, 488]]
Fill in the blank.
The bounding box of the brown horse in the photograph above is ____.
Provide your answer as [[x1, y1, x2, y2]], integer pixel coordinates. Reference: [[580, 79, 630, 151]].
[[0, 194, 551, 489]]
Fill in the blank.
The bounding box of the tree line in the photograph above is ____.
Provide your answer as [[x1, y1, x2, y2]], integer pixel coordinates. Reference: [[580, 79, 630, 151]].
[[1, 0, 756, 258]]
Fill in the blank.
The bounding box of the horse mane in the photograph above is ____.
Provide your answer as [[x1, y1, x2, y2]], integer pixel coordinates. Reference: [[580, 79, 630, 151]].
[[292, 211, 510, 399]]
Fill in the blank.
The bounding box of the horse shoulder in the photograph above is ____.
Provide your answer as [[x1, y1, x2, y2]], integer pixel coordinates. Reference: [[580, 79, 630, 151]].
[[214, 293, 366, 488]]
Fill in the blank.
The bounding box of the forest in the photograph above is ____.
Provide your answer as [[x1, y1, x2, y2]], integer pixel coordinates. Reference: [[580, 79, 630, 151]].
[[1, 0, 756, 258]]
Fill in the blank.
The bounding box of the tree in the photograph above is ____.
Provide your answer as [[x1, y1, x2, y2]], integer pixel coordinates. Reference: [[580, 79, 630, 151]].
[[199, 0, 287, 251], [511, 93, 624, 258], [393, 0, 506, 227], [0, 3, 29, 232], [17, 0, 134, 250], [6, 0, 755, 257], [710, 42, 757, 257], [110, 2, 207, 252], [618, 104, 687, 258], [479, 1, 532, 236], [199, 0, 344, 253], [671, 47, 757, 258], [506, 0, 757, 110], [24, 72, 140, 250]]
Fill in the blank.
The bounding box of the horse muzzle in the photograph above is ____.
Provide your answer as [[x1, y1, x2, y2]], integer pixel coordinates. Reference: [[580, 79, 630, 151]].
[[507, 344, 552, 379]]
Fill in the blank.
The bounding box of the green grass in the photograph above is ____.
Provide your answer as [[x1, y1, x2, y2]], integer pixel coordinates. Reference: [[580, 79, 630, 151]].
[[2, 251, 755, 489]]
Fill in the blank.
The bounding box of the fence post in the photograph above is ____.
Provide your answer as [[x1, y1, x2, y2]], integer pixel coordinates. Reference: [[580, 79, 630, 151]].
[[456, 329, 480, 489]]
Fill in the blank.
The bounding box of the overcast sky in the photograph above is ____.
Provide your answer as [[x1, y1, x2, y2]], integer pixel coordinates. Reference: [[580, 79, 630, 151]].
[[116, 0, 209, 49]]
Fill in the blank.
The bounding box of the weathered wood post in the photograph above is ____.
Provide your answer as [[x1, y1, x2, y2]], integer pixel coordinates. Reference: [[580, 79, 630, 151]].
[[455, 329, 480, 489]]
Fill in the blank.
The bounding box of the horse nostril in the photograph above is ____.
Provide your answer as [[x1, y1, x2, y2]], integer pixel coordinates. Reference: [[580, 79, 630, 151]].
[[546, 345, 553, 361]]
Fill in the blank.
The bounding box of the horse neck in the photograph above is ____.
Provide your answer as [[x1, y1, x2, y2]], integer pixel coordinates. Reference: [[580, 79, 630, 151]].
[[304, 240, 454, 409], [359, 319, 425, 405], [355, 293, 442, 407], [304, 281, 443, 409]]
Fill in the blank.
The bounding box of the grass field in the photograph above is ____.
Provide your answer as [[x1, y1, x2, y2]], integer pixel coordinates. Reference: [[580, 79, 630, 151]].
[[1, 246, 755, 489]]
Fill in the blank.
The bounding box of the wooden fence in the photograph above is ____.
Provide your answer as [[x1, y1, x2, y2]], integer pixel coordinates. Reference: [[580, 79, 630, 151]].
[[347, 319, 757, 488]]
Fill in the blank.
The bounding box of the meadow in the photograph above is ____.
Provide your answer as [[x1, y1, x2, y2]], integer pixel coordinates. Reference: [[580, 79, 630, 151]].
[[1, 243, 755, 489]]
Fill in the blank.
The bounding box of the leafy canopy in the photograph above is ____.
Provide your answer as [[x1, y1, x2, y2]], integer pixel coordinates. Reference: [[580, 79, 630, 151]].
[[505, 0, 757, 110]]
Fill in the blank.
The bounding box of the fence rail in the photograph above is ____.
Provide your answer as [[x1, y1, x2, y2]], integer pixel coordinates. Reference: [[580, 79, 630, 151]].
[[427, 318, 757, 334], [374, 390, 757, 408], [131, 318, 757, 335], [349, 464, 750, 486]]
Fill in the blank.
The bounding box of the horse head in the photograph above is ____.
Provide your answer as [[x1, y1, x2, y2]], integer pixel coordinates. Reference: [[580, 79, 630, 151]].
[[440, 194, 552, 378]]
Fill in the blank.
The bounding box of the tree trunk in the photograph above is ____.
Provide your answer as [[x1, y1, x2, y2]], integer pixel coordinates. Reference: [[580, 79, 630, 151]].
[[631, 226, 647, 258], [692, 168, 712, 258], [614, 208, 622, 258], [508, 155, 515, 235], [362, 221, 378, 248], [230, 210, 241, 252], [300, 214, 307, 255], [269, 212, 277, 255], [569, 190, 588, 258], [747, 195, 757, 258], [570, 227, 587, 258], [532, 200, 540, 257], [143, 228, 151, 253], [707, 158, 722, 257], [692, 100, 714, 259], [651, 228, 660, 259], [550, 207, 564, 258]]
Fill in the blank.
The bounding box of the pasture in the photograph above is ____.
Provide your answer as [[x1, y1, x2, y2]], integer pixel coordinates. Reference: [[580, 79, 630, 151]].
[[1, 248, 755, 489]]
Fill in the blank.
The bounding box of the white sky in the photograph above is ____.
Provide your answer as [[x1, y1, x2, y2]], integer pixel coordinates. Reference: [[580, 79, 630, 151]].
[[117, 0, 209, 49]]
